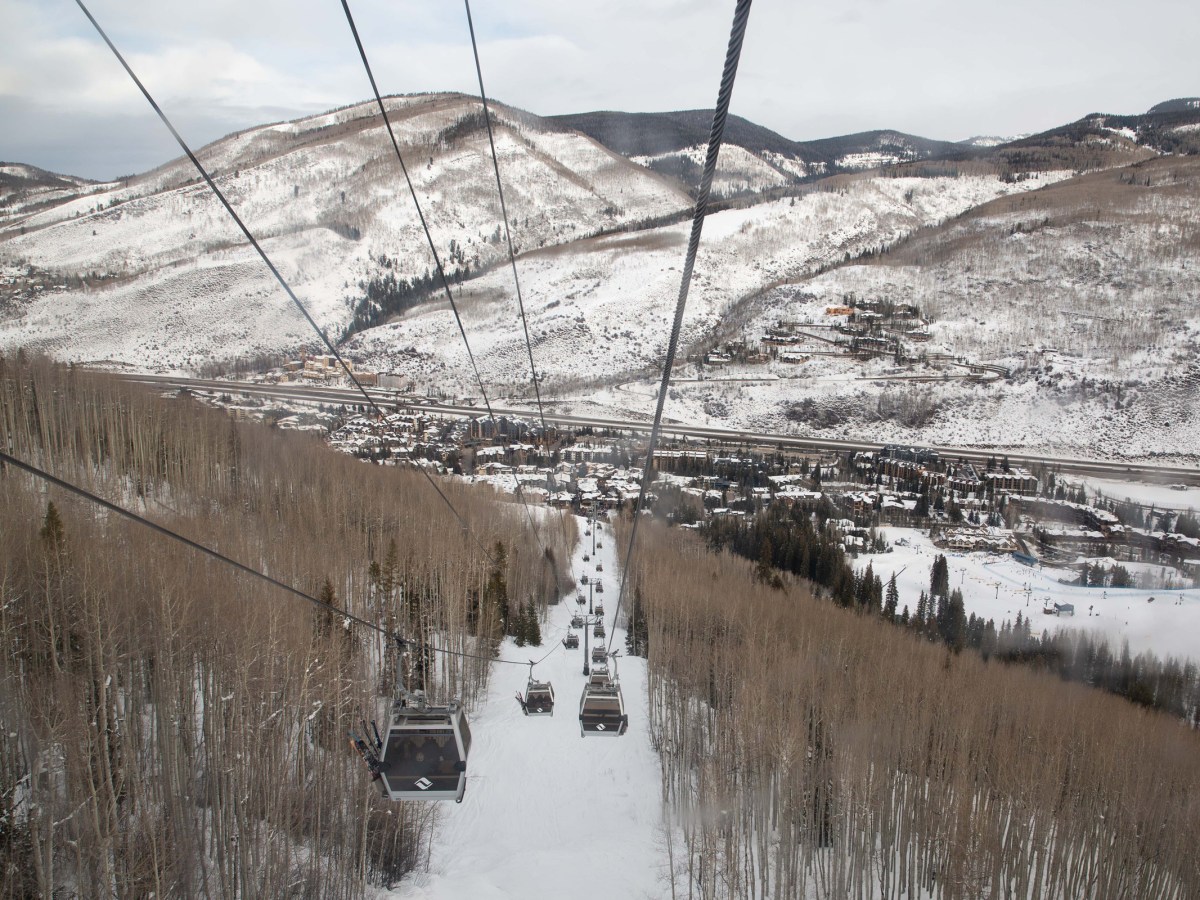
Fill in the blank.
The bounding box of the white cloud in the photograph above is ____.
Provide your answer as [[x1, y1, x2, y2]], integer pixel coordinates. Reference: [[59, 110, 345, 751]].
[[1, 0, 1198, 178]]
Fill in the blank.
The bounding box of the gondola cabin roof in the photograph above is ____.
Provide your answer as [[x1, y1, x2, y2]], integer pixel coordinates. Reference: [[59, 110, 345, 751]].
[[377, 705, 470, 802]]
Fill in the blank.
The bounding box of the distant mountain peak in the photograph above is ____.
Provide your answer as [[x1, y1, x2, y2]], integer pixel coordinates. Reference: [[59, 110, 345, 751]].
[[1147, 98, 1200, 114]]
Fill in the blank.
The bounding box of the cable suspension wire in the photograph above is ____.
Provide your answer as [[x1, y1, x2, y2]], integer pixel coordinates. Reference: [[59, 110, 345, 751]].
[[73, 0, 495, 565], [460, 1, 568, 571], [340, 0, 554, 562], [338, 0, 495, 422], [463, 0, 546, 434], [608, 0, 753, 655], [0, 449, 537, 669]]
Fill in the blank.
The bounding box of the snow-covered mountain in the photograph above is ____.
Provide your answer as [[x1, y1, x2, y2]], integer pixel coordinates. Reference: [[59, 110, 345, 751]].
[[4, 94, 1199, 460], [0, 94, 690, 370]]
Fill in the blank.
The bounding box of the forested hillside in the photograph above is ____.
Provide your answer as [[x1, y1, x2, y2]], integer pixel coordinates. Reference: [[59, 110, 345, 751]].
[[629, 521, 1200, 899], [0, 356, 571, 896]]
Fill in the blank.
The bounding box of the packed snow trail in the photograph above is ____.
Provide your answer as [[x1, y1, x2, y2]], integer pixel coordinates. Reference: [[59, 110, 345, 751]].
[[384, 515, 672, 899]]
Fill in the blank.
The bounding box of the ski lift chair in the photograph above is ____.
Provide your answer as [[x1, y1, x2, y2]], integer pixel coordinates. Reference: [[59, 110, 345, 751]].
[[579, 678, 627, 737], [376, 698, 470, 803], [523, 678, 555, 716]]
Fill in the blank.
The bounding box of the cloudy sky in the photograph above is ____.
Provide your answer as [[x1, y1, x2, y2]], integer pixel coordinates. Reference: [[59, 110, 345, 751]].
[[3, 0, 1197, 181]]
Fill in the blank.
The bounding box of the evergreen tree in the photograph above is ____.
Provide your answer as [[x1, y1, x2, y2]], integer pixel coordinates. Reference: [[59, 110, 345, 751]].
[[626, 587, 649, 657], [930, 554, 950, 599], [524, 601, 542, 647], [884, 575, 899, 621]]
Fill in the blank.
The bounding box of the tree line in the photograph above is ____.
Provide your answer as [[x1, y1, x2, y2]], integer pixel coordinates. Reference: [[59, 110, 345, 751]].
[[0, 355, 572, 896], [705, 506, 1199, 725], [624, 520, 1200, 899]]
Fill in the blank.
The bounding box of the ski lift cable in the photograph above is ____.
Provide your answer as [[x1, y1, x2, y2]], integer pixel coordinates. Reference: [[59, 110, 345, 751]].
[[340, 0, 553, 562], [608, 0, 753, 656], [72, 0, 495, 567], [0, 450, 538, 669], [463, 0, 546, 435], [338, 0, 494, 422], [463, 0, 575, 563]]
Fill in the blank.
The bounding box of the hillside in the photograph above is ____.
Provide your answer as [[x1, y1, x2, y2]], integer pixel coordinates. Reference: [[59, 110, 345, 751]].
[[712, 156, 1200, 459], [0, 358, 572, 896], [0, 94, 690, 371]]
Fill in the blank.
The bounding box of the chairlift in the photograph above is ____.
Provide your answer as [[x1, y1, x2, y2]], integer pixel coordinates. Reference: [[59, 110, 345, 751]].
[[579, 671, 627, 737], [563, 632, 580, 649]]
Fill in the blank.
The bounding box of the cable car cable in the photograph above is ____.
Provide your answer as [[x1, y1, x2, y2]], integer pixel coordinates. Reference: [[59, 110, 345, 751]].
[[0, 450, 539, 670], [608, 0, 753, 655], [72, 0, 496, 566], [339, 0, 555, 562], [338, 0, 494, 422], [463, 0, 546, 435]]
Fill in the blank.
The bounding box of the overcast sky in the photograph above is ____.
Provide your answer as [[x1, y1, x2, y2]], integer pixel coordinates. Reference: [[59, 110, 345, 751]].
[[3, 0, 1197, 181]]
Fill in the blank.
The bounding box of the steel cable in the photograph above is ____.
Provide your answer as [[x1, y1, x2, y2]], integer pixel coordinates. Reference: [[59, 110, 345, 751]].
[[609, 0, 753, 654]]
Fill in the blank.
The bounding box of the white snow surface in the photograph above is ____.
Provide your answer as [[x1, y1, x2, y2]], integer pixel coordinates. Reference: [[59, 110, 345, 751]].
[[856, 527, 1200, 664], [384, 514, 671, 900], [350, 172, 1061, 392]]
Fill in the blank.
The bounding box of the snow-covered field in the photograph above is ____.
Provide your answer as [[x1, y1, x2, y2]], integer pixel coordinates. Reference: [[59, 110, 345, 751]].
[[855, 527, 1200, 664], [385, 514, 672, 900]]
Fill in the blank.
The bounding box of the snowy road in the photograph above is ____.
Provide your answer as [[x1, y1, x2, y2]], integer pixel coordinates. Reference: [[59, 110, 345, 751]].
[[386, 515, 671, 900]]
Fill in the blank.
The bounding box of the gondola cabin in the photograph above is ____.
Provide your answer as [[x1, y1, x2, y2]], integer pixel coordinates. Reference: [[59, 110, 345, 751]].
[[523, 679, 555, 716], [592, 645, 608, 664], [593, 621, 605, 639], [595, 601, 605, 615], [596, 563, 603, 572], [581, 574, 589, 585], [571, 613, 585, 628], [595, 582, 604, 594], [377, 701, 470, 802], [583, 553, 590, 561], [563, 632, 580, 649], [579, 678, 627, 737]]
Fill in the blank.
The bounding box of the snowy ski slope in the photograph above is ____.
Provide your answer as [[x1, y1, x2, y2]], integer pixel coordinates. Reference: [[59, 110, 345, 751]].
[[385, 514, 672, 899]]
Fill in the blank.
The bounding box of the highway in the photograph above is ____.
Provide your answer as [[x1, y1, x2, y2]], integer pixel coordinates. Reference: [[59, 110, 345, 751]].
[[121, 373, 1200, 484]]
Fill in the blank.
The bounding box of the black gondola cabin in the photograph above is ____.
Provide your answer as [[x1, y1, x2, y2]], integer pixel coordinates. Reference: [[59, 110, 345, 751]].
[[377, 702, 470, 803]]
